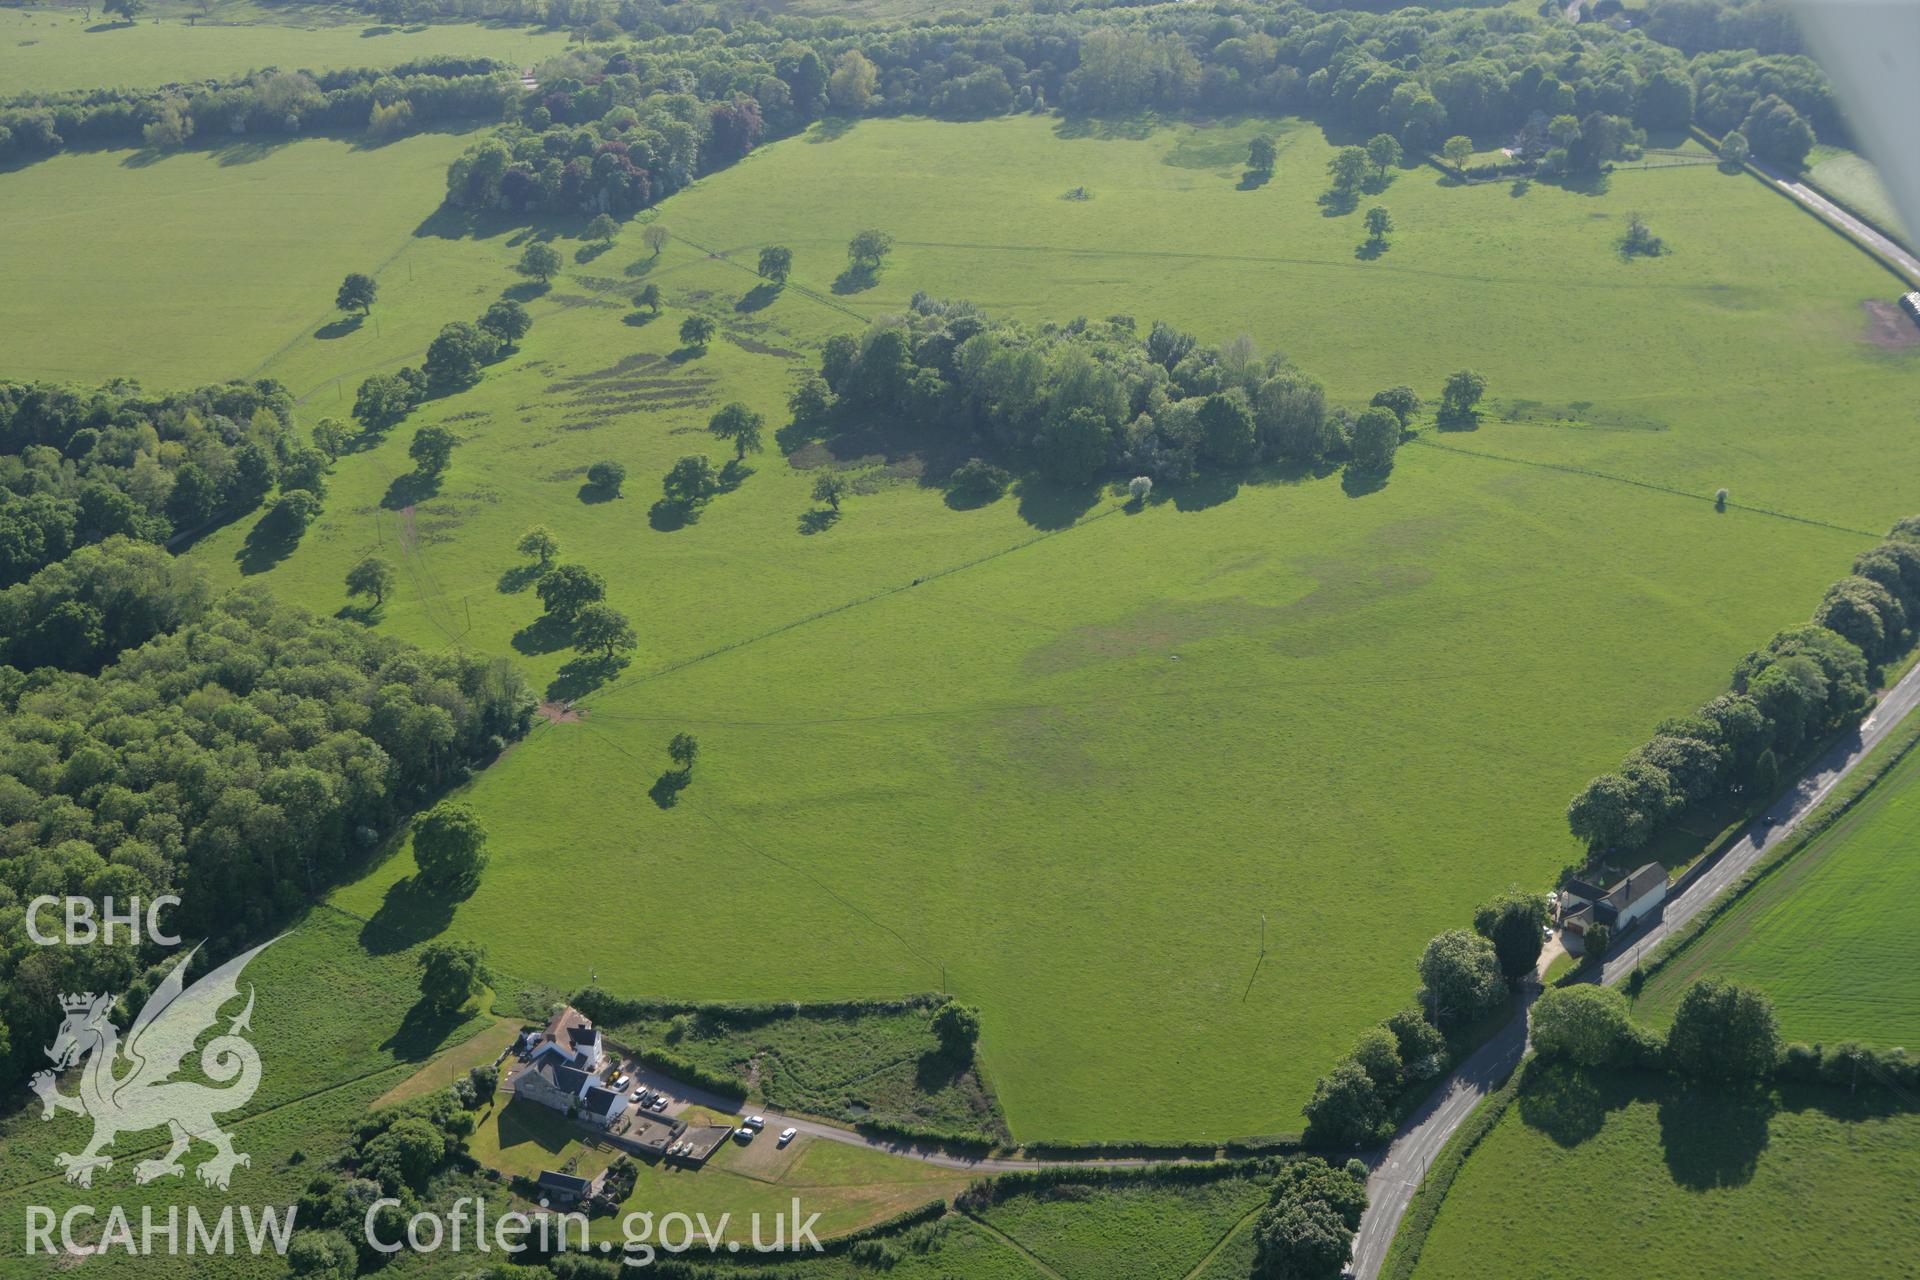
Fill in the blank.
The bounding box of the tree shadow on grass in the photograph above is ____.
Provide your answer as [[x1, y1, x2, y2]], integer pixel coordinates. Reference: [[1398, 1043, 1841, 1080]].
[[798, 508, 840, 535], [623, 256, 658, 278], [650, 499, 698, 531], [576, 482, 619, 505], [913, 1050, 971, 1093], [575, 241, 612, 264], [832, 264, 880, 295], [1013, 479, 1100, 531], [1659, 1085, 1774, 1190], [382, 469, 442, 510], [315, 315, 365, 340], [501, 280, 550, 303], [1515, 1061, 1633, 1148], [1436, 411, 1482, 433], [1168, 470, 1240, 513], [808, 116, 860, 144], [383, 997, 479, 1063], [649, 769, 691, 808], [1318, 188, 1359, 217], [335, 601, 383, 625], [235, 510, 302, 576], [511, 613, 573, 656], [623, 310, 657, 327], [1237, 168, 1273, 191], [547, 653, 625, 702], [1355, 239, 1388, 260], [736, 282, 781, 312], [1341, 464, 1390, 498], [497, 562, 546, 595], [359, 875, 459, 956], [717, 459, 752, 492], [1510, 178, 1533, 198]]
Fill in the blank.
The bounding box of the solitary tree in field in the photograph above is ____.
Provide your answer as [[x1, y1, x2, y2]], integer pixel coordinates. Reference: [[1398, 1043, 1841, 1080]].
[[1442, 135, 1474, 172], [536, 564, 606, 623], [517, 242, 562, 284], [847, 228, 894, 272], [642, 223, 670, 258], [1668, 979, 1780, 1083], [571, 602, 637, 660], [636, 283, 662, 315], [1364, 205, 1393, 246], [412, 802, 489, 893], [345, 556, 395, 608], [1247, 134, 1278, 175], [662, 456, 718, 507], [103, 0, 144, 21], [587, 459, 627, 496], [932, 1000, 982, 1060], [418, 940, 488, 1011], [679, 314, 716, 350], [1439, 369, 1488, 424], [1326, 146, 1369, 195], [707, 402, 765, 460], [667, 732, 699, 772], [585, 213, 618, 246], [517, 525, 558, 567], [408, 426, 456, 475], [479, 299, 532, 349], [1365, 132, 1403, 177], [1349, 407, 1401, 473], [757, 246, 793, 284], [336, 272, 378, 317], [812, 472, 849, 512]]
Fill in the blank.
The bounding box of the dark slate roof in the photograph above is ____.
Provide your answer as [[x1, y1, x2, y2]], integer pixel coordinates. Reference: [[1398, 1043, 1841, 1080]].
[[583, 1084, 624, 1116], [537, 1170, 593, 1196], [1607, 863, 1667, 911], [1564, 877, 1611, 904], [526, 1055, 591, 1094]]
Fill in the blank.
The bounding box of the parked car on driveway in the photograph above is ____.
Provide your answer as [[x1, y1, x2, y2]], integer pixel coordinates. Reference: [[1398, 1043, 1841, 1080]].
[[735, 1126, 755, 1140], [777, 1127, 797, 1146], [743, 1115, 766, 1130]]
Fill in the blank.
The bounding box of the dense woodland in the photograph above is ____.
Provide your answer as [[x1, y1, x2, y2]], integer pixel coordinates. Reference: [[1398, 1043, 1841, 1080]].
[[0, 378, 306, 588], [0, 558, 534, 1091]]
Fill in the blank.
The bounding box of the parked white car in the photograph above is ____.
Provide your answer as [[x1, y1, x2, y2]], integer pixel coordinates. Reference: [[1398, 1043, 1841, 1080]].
[[735, 1126, 755, 1140], [743, 1115, 766, 1130], [777, 1127, 797, 1146]]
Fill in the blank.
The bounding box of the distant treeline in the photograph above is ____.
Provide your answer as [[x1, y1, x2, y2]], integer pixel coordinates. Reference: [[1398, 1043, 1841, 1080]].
[[0, 4, 1837, 183], [435, 0, 1839, 221], [0, 377, 306, 589], [0, 58, 515, 162], [0, 564, 535, 1090]]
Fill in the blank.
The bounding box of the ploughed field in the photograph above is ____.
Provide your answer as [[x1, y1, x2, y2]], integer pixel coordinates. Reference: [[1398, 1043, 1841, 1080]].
[[7, 109, 1915, 1140]]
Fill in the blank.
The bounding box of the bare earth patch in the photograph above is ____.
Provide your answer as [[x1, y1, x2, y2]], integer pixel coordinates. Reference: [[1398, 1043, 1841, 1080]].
[[538, 699, 586, 723], [1861, 300, 1920, 350]]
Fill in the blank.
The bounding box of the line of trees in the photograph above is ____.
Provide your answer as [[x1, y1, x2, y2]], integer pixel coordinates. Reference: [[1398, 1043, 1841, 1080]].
[[351, 301, 532, 433], [1567, 517, 1920, 862], [0, 60, 516, 163], [0, 571, 534, 1091], [0, 377, 298, 587]]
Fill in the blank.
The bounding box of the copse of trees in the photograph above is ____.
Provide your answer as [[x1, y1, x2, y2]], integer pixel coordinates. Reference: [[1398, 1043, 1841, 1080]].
[[1568, 518, 1920, 861], [1252, 1157, 1369, 1280], [810, 296, 1402, 493], [0, 581, 533, 1089], [0, 375, 295, 587]]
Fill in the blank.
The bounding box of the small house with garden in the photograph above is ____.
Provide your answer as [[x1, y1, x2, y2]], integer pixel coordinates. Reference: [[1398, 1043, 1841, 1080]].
[[1559, 862, 1668, 953]]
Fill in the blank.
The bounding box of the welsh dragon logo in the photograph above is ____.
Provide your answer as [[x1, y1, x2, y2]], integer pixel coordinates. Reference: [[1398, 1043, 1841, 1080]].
[[31, 938, 279, 1190]]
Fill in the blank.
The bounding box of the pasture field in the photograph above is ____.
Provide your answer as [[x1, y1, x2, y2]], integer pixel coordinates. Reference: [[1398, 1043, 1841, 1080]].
[[977, 1175, 1269, 1280], [9, 112, 1916, 1140], [1632, 736, 1920, 1047], [1406, 1066, 1920, 1280], [0, 133, 491, 388], [0, 908, 491, 1280], [1808, 144, 1910, 242], [0, 4, 566, 94]]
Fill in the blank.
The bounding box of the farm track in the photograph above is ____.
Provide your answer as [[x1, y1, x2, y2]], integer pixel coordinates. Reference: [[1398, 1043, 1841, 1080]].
[[1348, 656, 1920, 1279]]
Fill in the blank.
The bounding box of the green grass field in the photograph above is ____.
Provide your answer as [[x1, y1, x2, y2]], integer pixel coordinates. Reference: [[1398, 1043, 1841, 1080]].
[[7, 111, 1916, 1141], [978, 1176, 1269, 1280], [1808, 144, 1910, 243], [1407, 1066, 1920, 1279], [0, 3, 567, 93], [1634, 738, 1920, 1047]]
